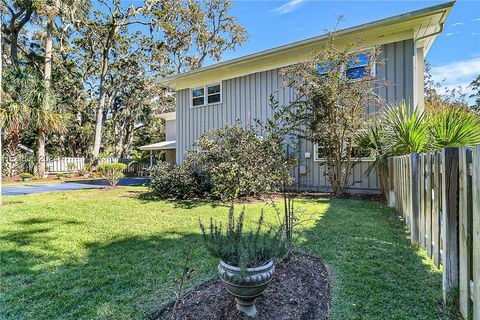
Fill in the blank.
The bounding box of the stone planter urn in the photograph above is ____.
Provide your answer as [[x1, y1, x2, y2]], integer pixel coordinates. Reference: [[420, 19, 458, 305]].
[[218, 259, 274, 317]]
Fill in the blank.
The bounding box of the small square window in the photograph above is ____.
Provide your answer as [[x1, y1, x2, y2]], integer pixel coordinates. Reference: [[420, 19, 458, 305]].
[[207, 84, 221, 104]]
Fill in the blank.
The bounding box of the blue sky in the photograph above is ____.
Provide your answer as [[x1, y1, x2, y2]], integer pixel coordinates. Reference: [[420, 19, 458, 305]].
[[219, 0, 480, 95]]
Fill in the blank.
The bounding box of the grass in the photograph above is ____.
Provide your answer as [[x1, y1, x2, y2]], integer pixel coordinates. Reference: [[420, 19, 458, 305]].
[[0, 187, 458, 320]]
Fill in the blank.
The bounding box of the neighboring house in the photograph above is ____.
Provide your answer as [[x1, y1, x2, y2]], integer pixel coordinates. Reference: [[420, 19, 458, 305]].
[[158, 2, 453, 194], [139, 112, 176, 164]]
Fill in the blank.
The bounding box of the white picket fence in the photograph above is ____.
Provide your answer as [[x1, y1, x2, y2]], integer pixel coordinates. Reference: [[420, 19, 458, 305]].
[[46, 157, 85, 173], [43, 157, 151, 175]]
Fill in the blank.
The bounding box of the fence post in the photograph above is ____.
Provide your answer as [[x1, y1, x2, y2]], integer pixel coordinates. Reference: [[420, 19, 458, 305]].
[[441, 147, 460, 305], [410, 153, 420, 245], [388, 157, 395, 208], [459, 147, 473, 318], [420, 154, 426, 248], [472, 145, 480, 320], [426, 153, 433, 258], [433, 152, 442, 268]]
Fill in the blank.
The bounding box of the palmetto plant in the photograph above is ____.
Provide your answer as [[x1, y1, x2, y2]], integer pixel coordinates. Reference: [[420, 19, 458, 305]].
[[0, 102, 31, 176], [357, 101, 480, 192], [355, 124, 390, 194], [382, 102, 429, 155], [428, 107, 480, 149]]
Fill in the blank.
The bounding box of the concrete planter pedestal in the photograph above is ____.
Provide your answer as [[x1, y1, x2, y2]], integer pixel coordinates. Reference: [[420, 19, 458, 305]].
[[218, 260, 274, 317]]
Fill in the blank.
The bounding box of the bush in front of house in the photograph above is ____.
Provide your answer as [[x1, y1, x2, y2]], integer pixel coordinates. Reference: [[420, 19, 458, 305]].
[[98, 163, 127, 186], [186, 123, 296, 201], [148, 161, 210, 199]]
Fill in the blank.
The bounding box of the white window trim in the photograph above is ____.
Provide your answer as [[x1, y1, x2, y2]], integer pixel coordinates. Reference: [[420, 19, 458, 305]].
[[190, 82, 222, 108], [313, 144, 375, 162]]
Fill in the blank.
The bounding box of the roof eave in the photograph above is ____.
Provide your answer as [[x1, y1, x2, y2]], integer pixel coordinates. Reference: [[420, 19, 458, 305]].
[[158, 1, 454, 90]]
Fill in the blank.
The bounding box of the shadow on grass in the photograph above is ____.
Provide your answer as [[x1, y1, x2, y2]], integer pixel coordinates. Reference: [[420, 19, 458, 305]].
[[135, 191, 223, 209], [1, 231, 215, 320], [300, 197, 458, 320]]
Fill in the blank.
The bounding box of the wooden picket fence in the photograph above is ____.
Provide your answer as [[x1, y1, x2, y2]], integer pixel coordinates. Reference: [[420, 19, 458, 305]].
[[388, 146, 480, 319]]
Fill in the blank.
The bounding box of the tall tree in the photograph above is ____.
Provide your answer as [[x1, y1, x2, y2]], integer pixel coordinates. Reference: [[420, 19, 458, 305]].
[[37, 0, 89, 175], [277, 29, 385, 196], [470, 74, 480, 112]]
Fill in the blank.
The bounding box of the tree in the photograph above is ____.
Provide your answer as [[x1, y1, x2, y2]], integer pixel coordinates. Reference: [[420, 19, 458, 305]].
[[2, 0, 39, 67], [75, 0, 247, 158], [279, 28, 385, 196], [148, 0, 248, 74], [0, 70, 32, 176], [470, 74, 480, 112], [36, 0, 89, 175]]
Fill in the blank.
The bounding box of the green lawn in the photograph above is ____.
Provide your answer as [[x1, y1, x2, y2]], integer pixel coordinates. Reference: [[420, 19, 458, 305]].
[[0, 187, 457, 320]]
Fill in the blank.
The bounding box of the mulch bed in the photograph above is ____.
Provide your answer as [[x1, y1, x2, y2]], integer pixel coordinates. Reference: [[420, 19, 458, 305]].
[[152, 254, 330, 320]]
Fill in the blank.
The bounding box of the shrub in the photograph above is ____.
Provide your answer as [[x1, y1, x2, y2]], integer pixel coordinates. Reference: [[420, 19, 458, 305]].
[[98, 163, 127, 186], [199, 205, 286, 269], [186, 123, 296, 201], [67, 162, 77, 171], [19, 172, 33, 180], [148, 161, 209, 199], [56, 172, 64, 179]]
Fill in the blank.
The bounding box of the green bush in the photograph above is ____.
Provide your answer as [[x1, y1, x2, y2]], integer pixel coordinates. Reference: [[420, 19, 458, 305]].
[[56, 173, 64, 179], [199, 205, 286, 269], [186, 123, 296, 200], [19, 172, 33, 180], [98, 163, 127, 186], [148, 161, 210, 199]]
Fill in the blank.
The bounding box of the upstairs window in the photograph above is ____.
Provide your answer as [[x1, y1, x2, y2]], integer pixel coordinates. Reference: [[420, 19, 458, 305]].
[[191, 83, 222, 107], [316, 50, 374, 80], [346, 52, 372, 80], [192, 87, 205, 106]]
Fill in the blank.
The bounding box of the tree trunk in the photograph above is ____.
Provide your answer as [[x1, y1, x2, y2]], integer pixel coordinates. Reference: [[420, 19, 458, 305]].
[[38, 19, 53, 177], [4, 136, 21, 177], [92, 49, 110, 158], [10, 30, 19, 66]]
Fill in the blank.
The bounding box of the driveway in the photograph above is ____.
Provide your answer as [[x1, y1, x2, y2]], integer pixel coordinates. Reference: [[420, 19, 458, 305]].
[[2, 178, 149, 196]]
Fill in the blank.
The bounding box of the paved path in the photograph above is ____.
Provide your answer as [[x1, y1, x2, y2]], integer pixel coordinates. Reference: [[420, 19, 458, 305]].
[[2, 178, 149, 196]]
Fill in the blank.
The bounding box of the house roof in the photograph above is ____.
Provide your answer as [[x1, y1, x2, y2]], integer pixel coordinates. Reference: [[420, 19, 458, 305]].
[[159, 1, 454, 90], [138, 140, 176, 151]]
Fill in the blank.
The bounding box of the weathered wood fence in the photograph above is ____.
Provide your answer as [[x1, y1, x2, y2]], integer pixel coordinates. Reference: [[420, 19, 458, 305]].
[[388, 146, 480, 319]]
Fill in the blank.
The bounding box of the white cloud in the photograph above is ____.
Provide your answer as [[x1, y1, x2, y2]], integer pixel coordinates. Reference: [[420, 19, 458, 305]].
[[430, 57, 480, 96], [451, 22, 464, 27], [445, 31, 460, 36], [472, 17, 480, 22], [270, 0, 304, 14], [472, 32, 480, 36]]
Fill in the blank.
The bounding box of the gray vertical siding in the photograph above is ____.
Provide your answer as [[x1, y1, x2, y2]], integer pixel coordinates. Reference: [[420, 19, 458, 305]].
[[176, 39, 414, 193]]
